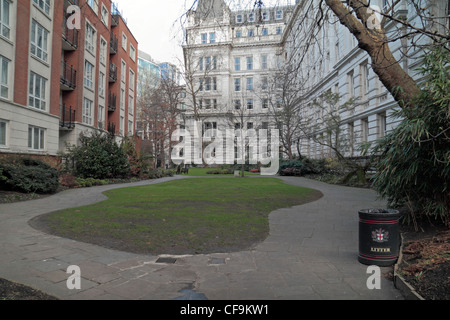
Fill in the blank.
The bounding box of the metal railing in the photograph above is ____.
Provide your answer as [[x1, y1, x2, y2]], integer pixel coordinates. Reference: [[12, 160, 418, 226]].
[[60, 104, 76, 129], [60, 61, 77, 90]]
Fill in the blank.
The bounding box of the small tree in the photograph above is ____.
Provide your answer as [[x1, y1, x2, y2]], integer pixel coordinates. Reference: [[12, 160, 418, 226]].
[[371, 45, 450, 229]]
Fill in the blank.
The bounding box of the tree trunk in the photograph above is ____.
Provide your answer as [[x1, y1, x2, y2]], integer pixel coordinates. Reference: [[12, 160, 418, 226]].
[[324, 0, 421, 109]]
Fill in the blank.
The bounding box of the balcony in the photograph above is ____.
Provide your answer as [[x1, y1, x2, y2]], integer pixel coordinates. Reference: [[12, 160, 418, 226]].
[[64, 0, 79, 11], [62, 17, 78, 51], [109, 62, 117, 82], [111, 2, 120, 27], [110, 31, 118, 55], [60, 61, 77, 91], [108, 92, 117, 112], [60, 104, 76, 130]]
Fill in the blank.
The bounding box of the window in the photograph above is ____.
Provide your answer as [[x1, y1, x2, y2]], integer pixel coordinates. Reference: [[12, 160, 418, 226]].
[[347, 70, 354, 99], [348, 122, 354, 156], [28, 126, 45, 150], [29, 72, 47, 110], [1, 55, 9, 98], [236, 14, 243, 23], [276, 26, 282, 35], [122, 33, 127, 50], [247, 122, 253, 130], [0, 120, 6, 146], [247, 77, 253, 91], [247, 99, 254, 110], [129, 95, 134, 113], [248, 13, 255, 22], [236, 29, 242, 38], [199, 57, 203, 71], [84, 60, 94, 89], [205, 77, 211, 91], [234, 78, 241, 92], [121, 61, 126, 82], [213, 77, 217, 90], [209, 32, 216, 43], [85, 23, 96, 54], [33, 0, 50, 15], [262, 11, 270, 21], [101, 4, 109, 26], [129, 69, 135, 91], [130, 44, 136, 61], [378, 112, 387, 138], [262, 28, 268, 36], [201, 33, 207, 44], [248, 29, 254, 37], [98, 105, 104, 127], [30, 20, 49, 62], [100, 38, 107, 65], [0, 0, 11, 39], [234, 99, 241, 110], [83, 98, 93, 125], [360, 62, 370, 98], [361, 118, 369, 142], [234, 57, 241, 71], [205, 56, 211, 70], [98, 71, 105, 97], [128, 120, 133, 135], [120, 88, 125, 109], [261, 55, 268, 69], [261, 76, 268, 90], [87, 0, 98, 14], [275, 10, 283, 20], [246, 56, 253, 70], [262, 98, 269, 109]]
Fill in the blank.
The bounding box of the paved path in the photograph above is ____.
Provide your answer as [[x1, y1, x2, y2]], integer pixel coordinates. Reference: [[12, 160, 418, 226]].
[[0, 176, 403, 300]]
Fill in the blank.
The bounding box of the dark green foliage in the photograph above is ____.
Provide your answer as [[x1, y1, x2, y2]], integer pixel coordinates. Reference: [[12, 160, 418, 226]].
[[279, 158, 329, 176], [63, 132, 131, 179], [371, 46, 450, 228], [0, 158, 59, 194]]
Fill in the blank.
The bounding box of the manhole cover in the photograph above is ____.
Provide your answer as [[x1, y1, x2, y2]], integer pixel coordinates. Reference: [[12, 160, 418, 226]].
[[156, 257, 177, 264], [209, 258, 226, 265]]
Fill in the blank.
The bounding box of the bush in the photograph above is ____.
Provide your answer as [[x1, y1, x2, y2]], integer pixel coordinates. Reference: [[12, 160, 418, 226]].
[[0, 158, 59, 194], [278, 158, 329, 176], [371, 46, 450, 228], [74, 177, 108, 188], [63, 132, 130, 179]]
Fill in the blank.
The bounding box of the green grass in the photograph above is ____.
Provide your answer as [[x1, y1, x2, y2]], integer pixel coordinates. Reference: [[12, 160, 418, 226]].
[[34, 178, 322, 255], [184, 167, 259, 177]]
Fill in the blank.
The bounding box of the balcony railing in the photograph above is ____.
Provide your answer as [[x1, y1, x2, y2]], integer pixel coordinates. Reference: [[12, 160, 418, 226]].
[[62, 17, 78, 50], [60, 61, 77, 90], [109, 62, 117, 82], [108, 91, 117, 112], [60, 104, 76, 129], [110, 31, 118, 54], [64, 0, 79, 11]]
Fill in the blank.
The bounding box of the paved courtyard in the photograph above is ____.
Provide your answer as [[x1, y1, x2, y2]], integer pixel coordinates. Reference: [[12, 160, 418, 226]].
[[0, 176, 404, 300]]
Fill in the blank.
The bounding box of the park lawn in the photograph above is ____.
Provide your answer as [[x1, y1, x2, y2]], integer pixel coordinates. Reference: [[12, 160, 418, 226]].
[[185, 167, 259, 177], [32, 178, 322, 255]]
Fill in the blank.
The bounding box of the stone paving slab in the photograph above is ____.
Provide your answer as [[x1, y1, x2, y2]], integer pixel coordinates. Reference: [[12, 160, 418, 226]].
[[0, 176, 404, 300]]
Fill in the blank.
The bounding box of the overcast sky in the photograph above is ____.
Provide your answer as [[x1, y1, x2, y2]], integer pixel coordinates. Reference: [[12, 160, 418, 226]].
[[113, 0, 295, 66]]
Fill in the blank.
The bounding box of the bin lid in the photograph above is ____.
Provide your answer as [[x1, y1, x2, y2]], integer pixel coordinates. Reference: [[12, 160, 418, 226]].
[[359, 208, 400, 220]]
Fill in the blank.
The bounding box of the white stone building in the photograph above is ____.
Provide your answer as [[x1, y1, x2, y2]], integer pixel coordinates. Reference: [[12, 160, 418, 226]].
[[283, 0, 450, 159], [181, 0, 295, 164]]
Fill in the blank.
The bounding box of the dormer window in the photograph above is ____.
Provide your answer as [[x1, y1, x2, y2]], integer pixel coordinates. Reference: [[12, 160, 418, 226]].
[[248, 13, 255, 22], [236, 14, 243, 23]]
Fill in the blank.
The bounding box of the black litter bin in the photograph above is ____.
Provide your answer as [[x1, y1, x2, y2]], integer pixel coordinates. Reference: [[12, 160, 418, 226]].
[[358, 209, 401, 267]]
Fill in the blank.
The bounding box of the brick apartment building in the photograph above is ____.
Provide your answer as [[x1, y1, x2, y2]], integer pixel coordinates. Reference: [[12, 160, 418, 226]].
[[0, 0, 138, 161]]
